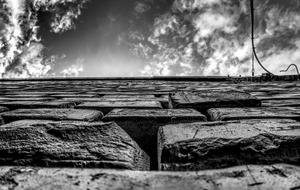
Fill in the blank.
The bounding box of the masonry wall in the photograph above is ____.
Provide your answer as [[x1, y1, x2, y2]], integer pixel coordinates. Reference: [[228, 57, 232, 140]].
[[0, 79, 299, 189]]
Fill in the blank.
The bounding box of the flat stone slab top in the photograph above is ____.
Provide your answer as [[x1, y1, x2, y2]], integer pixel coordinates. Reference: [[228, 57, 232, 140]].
[[77, 101, 162, 114], [0, 120, 149, 170], [0, 109, 103, 123], [208, 107, 300, 121], [0, 164, 299, 190], [0, 101, 76, 109], [158, 119, 300, 171], [103, 108, 207, 122], [169, 90, 261, 109]]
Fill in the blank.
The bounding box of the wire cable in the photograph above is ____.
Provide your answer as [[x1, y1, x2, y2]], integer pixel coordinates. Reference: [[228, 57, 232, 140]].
[[280, 64, 300, 80], [250, 0, 275, 75]]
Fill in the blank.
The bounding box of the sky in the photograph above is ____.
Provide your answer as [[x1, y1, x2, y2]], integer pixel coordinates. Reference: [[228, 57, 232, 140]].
[[0, 0, 300, 78]]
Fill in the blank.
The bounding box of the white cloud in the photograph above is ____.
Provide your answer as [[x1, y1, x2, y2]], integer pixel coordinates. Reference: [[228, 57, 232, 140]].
[[60, 59, 84, 77], [136, 0, 300, 76], [0, 0, 89, 78]]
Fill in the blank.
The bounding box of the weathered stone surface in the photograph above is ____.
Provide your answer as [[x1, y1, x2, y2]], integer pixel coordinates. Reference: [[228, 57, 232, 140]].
[[0, 164, 299, 189], [0, 97, 55, 101], [96, 91, 167, 96], [104, 109, 206, 169], [0, 107, 7, 125], [257, 93, 300, 100], [0, 106, 8, 113], [0, 94, 47, 98], [56, 98, 105, 103], [0, 101, 76, 109], [0, 120, 149, 170], [51, 94, 100, 98], [77, 101, 162, 114], [169, 90, 261, 110], [0, 109, 103, 123], [104, 108, 207, 122], [101, 95, 156, 100], [208, 107, 300, 121], [158, 119, 300, 171], [262, 99, 300, 107]]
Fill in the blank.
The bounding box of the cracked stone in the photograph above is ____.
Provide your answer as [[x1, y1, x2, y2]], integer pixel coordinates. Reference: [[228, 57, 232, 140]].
[[103, 109, 207, 169], [158, 119, 300, 171], [77, 101, 162, 114], [169, 90, 261, 110], [0, 164, 299, 189], [0, 120, 149, 170], [0, 109, 103, 123], [208, 107, 300, 121]]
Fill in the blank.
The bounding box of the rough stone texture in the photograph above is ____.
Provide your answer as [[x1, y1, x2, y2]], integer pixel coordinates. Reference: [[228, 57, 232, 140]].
[[0, 164, 299, 189], [0, 101, 76, 109], [104, 109, 206, 169], [0, 79, 300, 188], [0, 97, 55, 101], [169, 90, 261, 110], [208, 107, 300, 121], [158, 119, 300, 171], [257, 94, 300, 100], [77, 101, 162, 114], [262, 99, 300, 107], [0, 120, 149, 170], [50, 94, 100, 98], [56, 98, 106, 103], [103, 108, 207, 122], [0, 109, 103, 123], [0, 106, 8, 113], [0, 106, 7, 125], [101, 95, 156, 100]]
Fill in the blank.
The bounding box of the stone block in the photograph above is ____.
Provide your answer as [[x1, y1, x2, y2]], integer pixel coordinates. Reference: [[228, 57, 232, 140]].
[[77, 101, 162, 114], [0, 164, 299, 189], [0, 97, 55, 101], [158, 119, 300, 171], [0, 101, 76, 109], [0, 109, 103, 123], [0, 120, 149, 170], [262, 99, 300, 107], [208, 107, 300, 121], [103, 109, 206, 169], [169, 90, 261, 110]]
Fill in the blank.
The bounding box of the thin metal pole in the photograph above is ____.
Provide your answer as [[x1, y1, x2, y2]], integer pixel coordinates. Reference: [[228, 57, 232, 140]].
[[252, 52, 255, 77]]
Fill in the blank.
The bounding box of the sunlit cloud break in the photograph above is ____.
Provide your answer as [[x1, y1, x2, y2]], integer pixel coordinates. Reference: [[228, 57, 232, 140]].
[[0, 0, 88, 78]]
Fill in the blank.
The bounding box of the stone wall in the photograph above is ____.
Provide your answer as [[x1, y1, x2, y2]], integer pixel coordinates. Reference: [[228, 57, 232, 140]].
[[0, 79, 299, 189]]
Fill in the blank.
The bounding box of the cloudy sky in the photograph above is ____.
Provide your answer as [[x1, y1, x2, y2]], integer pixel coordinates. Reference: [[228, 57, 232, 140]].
[[0, 0, 300, 78]]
